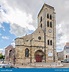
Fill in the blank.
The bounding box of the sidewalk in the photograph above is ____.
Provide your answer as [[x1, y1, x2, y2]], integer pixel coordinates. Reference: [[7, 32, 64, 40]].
[[14, 62, 63, 68]]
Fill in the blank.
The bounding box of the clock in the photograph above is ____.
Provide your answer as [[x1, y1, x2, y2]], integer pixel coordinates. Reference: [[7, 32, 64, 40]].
[[48, 29, 52, 33]]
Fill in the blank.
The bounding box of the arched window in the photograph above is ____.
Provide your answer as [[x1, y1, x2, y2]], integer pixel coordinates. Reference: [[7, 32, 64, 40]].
[[50, 15, 52, 20], [25, 48, 29, 57], [47, 40, 49, 45], [47, 14, 49, 18], [50, 22, 52, 28], [40, 16, 42, 22], [40, 24, 42, 28], [50, 40, 52, 45], [47, 21, 49, 27], [66, 55, 67, 58]]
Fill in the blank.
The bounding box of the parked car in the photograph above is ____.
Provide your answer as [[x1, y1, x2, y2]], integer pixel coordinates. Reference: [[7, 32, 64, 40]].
[[61, 59, 69, 63], [0, 64, 14, 68]]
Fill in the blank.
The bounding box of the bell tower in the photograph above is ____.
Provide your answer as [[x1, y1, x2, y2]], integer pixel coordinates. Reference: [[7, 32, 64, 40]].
[[38, 3, 57, 62]]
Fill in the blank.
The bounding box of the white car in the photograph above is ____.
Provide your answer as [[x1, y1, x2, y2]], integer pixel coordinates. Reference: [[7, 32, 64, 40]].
[[0, 64, 14, 68], [61, 59, 69, 63]]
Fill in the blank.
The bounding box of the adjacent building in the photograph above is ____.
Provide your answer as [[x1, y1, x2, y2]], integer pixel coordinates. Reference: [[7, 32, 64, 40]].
[[15, 3, 57, 64], [64, 42, 69, 59], [5, 45, 15, 64], [57, 51, 64, 61]]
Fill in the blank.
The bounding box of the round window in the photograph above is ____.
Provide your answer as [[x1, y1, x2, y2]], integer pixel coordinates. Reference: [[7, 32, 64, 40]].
[[38, 36, 41, 40]]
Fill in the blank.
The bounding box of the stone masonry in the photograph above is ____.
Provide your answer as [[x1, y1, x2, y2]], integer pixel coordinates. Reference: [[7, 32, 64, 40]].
[[15, 3, 58, 64]]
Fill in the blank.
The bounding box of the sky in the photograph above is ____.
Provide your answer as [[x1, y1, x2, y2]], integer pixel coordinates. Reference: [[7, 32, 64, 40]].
[[0, 0, 69, 54]]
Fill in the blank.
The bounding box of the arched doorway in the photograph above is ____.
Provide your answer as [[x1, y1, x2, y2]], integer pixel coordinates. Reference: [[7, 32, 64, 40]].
[[34, 50, 45, 62]]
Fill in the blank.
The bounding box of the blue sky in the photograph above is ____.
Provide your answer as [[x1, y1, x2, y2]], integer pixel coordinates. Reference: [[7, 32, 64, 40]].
[[0, 22, 34, 51], [0, 22, 16, 48]]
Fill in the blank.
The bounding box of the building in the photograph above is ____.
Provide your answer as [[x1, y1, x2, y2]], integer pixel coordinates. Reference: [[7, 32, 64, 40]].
[[0, 50, 3, 55], [57, 51, 64, 61], [5, 45, 15, 64], [15, 3, 57, 64], [64, 42, 69, 59]]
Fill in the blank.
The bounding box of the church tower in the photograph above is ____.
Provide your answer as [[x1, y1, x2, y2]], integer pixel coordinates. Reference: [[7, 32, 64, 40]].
[[38, 3, 57, 62], [15, 3, 57, 65]]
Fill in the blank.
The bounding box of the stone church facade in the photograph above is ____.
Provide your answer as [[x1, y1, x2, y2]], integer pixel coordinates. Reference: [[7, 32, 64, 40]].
[[15, 3, 57, 64]]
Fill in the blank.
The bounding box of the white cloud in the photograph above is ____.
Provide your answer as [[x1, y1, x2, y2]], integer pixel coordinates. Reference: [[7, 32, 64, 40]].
[[0, 48, 3, 51], [2, 36, 9, 40], [65, 1, 69, 9], [10, 39, 15, 48], [11, 42, 15, 48], [5, 8, 34, 29], [10, 24, 27, 37], [56, 21, 69, 51], [0, 48, 4, 55], [0, 0, 35, 37], [9, 23, 34, 37]]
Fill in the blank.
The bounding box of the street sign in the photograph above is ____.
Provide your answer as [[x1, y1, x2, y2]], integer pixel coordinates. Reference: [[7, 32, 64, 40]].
[[48, 52, 53, 56]]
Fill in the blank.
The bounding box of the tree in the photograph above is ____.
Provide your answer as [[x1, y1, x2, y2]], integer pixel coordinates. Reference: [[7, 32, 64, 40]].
[[0, 54, 3, 59]]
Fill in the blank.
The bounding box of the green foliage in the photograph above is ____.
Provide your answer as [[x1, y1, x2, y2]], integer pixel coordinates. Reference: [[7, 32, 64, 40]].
[[2, 55, 5, 60], [0, 54, 4, 59]]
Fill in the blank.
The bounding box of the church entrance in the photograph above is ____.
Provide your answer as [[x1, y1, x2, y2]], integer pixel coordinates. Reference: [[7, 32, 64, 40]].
[[35, 50, 45, 62]]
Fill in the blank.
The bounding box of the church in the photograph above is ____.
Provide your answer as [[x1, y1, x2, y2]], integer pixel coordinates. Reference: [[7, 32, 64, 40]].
[[15, 3, 57, 64]]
